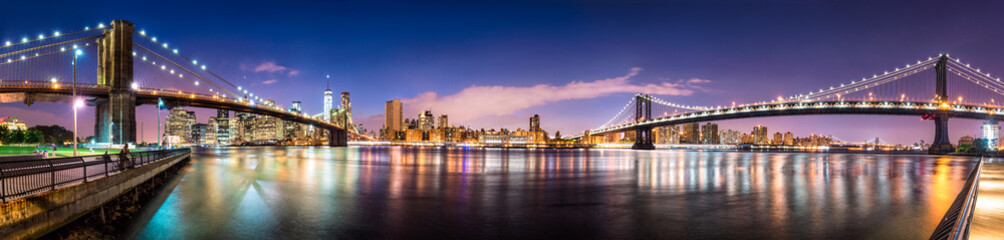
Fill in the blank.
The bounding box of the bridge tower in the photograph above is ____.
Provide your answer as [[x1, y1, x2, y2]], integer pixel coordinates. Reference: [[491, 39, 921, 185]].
[[929, 55, 955, 154], [632, 94, 655, 149], [94, 20, 137, 144]]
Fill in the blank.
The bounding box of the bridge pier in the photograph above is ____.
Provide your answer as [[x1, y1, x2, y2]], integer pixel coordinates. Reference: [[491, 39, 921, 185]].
[[328, 127, 347, 147], [94, 20, 136, 144], [929, 114, 955, 154]]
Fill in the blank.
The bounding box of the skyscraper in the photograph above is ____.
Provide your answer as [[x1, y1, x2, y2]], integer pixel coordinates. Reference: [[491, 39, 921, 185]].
[[701, 123, 719, 144], [167, 107, 196, 144], [418, 111, 434, 131], [323, 76, 333, 122], [385, 99, 403, 132], [752, 125, 768, 145], [983, 120, 999, 148], [681, 122, 699, 144], [438, 114, 449, 129], [530, 114, 540, 132], [217, 109, 229, 118], [291, 101, 302, 114]]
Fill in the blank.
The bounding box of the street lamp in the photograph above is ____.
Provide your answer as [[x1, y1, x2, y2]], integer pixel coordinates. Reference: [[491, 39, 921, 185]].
[[158, 98, 164, 149], [72, 49, 82, 156]]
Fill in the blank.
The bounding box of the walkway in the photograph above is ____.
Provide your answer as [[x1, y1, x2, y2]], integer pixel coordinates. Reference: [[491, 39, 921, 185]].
[[970, 159, 1004, 240]]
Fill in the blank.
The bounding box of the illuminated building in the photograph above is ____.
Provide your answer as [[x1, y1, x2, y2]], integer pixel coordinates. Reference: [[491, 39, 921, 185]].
[[166, 107, 196, 144], [323, 78, 333, 122], [384, 99, 403, 139], [958, 135, 975, 146], [655, 125, 680, 144], [291, 101, 302, 114], [784, 132, 794, 146], [701, 123, 719, 144], [530, 114, 540, 132], [719, 129, 741, 145], [438, 115, 449, 129], [773, 132, 783, 145], [982, 120, 999, 148], [752, 125, 768, 145], [418, 111, 434, 131], [0, 116, 28, 131], [681, 122, 699, 144]]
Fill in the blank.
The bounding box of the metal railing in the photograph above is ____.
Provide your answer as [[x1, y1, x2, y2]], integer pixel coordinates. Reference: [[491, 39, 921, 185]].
[[929, 157, 985, 240], [0, 148, 189, 203]]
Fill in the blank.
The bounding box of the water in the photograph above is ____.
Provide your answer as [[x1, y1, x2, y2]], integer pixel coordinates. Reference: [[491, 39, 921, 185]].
[[127, 146, 979, 239]]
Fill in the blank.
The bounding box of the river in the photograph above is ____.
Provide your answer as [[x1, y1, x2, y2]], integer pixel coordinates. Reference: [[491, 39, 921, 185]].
[[125, 146, 978, 239]]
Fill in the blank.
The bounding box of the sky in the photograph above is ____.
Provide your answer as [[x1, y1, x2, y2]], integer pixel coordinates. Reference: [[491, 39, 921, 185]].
[[2, 0, 1004, 144]]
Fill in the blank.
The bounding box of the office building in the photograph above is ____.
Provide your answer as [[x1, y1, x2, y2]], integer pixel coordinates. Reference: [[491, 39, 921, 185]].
[[385, 99, 403, 132], [438, 114, 449, 129], [752, 125, 768, 145], [530, 114, 540, 132], [166, 107, 196, 144], [418, 111, 434, 131]]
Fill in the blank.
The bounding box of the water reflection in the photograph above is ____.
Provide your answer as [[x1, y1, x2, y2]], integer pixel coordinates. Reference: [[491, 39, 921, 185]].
[[130, 147, 978, 239]]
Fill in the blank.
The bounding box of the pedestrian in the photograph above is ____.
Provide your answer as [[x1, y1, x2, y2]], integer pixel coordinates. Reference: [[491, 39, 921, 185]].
[[119, 144, 132, 169]]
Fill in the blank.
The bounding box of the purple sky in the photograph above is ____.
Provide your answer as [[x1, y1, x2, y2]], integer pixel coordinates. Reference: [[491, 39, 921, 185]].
[[2, 0, 1003, 144]]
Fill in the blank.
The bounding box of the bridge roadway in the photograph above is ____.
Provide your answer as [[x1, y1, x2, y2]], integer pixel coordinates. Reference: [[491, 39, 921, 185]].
[[0, 80, 371, 141], [574, 100, 1004, 138]]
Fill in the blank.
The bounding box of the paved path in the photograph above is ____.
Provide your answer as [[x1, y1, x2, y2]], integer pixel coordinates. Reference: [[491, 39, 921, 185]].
[[970, 159, 1004, 240]]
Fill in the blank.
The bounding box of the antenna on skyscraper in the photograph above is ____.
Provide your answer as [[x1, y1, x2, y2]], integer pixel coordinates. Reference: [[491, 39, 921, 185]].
[[326, 74, 331, 90]]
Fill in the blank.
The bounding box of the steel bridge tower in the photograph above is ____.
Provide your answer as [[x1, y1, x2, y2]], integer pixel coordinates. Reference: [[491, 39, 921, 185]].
[[929, 55, 955, 154], [632, 94, 655, 149]]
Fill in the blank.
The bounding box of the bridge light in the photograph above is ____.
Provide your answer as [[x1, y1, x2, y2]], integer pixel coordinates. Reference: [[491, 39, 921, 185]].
[[172, 49, 178, 54], [21, 37, 28, 43], [192, 60, 197, 65], [51, 77, 57, 83], [170, 69, 175, 74], [61, 47, 66, 52], [131, 82, 138, 90], [75, 49, 82, 56], [37, 34, 44, 40], [151, 37, 157, 42], [131, 51, 136, 56], [20, 55, 25, 60], [72, 44, 78, 49], [237, 86, 242, 90], [201, 65, 206, 70], [142, 56, 147, 61], [140, 30, 146, 36], [194, 81, 199, 86], [162, 43, 168, 48], [53, 31, 60, 37], [97, 23, 105, 28]]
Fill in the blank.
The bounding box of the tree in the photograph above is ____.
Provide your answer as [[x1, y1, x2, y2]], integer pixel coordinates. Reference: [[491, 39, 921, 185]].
[[0, 125, 9, 144], [11, 129, 24, 145]]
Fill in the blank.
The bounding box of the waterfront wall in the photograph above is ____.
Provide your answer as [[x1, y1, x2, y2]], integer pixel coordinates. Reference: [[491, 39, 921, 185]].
[[0, 151, 191, 240]]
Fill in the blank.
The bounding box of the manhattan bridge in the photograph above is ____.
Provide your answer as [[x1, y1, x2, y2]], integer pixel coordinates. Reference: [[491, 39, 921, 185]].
[[573, 52, 1004, 154], [0, 20, 371, 146]]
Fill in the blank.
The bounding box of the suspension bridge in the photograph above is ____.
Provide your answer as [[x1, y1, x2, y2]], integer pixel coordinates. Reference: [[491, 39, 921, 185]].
[[573, 53, 1004, 154], [0, 20, 371, 146]]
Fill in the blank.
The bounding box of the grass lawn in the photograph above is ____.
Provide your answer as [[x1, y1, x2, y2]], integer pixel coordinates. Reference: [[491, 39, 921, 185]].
[[0, 146, 141, 157]]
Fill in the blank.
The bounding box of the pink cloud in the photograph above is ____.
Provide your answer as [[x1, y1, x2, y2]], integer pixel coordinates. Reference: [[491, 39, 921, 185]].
[[288, 70, 300, 76], [400, 67, 709, 126], [253, 62, 288, 73], [261, 79, 278, 85]]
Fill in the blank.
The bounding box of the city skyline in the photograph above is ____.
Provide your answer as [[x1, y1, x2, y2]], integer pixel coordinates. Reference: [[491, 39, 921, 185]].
[[3, 1, 1004, 144]]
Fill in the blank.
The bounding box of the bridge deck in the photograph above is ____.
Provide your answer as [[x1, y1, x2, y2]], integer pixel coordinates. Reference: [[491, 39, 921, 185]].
[[970, 159, 1004, 240]]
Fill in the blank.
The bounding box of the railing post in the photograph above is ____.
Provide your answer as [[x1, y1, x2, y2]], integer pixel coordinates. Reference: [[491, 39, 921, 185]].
[[81, 157, 87, 182], [104, 155, 109, 177], [47, 159, 55, 191], [1, 165, 6, 203]]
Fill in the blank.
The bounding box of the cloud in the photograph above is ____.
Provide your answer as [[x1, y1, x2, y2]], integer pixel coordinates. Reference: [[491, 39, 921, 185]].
[[253, 62, 288, 73], [252, 61, 300, 77], [261, 79, 278, 85], [401, 67, 709, 126]]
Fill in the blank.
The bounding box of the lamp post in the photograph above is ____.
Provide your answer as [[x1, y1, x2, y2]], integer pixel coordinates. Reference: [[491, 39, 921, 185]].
[[72, 49, 82, 156], [158, 98, 164, 149]]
